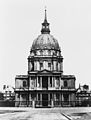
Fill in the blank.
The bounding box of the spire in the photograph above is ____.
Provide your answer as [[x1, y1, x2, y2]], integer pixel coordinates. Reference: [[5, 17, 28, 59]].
[[41, 8, 50, 34], [44, 7, 47, 22]]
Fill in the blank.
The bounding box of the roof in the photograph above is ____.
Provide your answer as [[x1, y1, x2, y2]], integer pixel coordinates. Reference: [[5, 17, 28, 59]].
[[31, 34, 61, 51]]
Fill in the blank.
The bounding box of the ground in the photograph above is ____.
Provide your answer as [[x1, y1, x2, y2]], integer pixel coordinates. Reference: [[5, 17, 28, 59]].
[[0, 107, 91, 120]]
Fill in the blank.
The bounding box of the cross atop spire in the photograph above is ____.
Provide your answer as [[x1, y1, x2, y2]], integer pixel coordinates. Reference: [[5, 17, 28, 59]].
[[41, 8, 50, 34]]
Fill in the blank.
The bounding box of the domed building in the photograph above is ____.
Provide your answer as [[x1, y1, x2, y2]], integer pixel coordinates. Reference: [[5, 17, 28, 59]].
[[15, 10, 76, 107]]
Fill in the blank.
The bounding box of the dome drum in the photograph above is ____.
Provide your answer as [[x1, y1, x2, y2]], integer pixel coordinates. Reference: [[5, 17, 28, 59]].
[[29, 49, 61, 57]]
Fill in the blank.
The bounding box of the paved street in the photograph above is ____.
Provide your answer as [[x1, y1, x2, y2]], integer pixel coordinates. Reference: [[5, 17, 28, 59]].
[[0, 111, 69, 120], [0, 107, 91, 120]]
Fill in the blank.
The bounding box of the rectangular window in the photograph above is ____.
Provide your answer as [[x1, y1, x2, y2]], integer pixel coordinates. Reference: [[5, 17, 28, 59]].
[[31, 62, 34, 71], [40, 63, 43, 70], [38, 76, 40, 87], [48, 50, 51, 55], [64, 81, 67, 87], [50, 77, 52, 87], [56, 93, 59, 101], [56, 62, 58, 71], [23, 81, 27, 87], [55, 77, 60, 88], [48, 63, 51, 70]]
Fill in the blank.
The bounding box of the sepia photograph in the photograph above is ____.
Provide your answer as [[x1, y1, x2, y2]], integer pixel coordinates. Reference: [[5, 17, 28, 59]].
[[0, 0, 91, 119]]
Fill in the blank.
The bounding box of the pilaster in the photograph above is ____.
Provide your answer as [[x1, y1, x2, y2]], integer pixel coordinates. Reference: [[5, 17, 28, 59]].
[[52, 77, 54, 88], [41, 77, 42, 88], [48, 77, 50, 88]]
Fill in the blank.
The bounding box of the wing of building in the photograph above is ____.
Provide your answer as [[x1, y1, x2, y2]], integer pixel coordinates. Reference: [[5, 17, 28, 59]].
[[15, 9, 76, 107]]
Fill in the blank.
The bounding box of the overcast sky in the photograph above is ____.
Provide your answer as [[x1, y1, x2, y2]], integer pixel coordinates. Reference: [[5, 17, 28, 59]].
[[0, 0, 91, 91]]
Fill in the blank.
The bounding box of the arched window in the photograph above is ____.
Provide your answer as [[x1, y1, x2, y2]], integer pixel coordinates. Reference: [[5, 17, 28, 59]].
[[64, 81, 67, 87], [40, 50, 43, 56]]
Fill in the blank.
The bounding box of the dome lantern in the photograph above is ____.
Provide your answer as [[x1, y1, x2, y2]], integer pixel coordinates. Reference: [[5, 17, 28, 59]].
[[41, 9, 50, 34]]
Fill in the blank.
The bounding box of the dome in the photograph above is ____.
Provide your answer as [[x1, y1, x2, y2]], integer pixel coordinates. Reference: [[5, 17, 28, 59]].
[[31, 34, 60, 50], [31, 9, 61, 51]]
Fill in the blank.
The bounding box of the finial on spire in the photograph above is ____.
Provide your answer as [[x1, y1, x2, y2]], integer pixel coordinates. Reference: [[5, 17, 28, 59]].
[[41, 8, 50, 34], [45, 6, 47, 21]]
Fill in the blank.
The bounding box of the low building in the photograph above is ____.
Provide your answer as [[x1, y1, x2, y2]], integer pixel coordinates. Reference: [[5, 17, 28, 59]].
[[15, 9, 76, 107], [76, 84, 91, 106], [0, 92, 4, 100], [3, 85, 15, 101]]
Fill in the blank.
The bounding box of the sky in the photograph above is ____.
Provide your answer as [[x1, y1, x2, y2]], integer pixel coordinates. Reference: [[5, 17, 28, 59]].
[[0, 0, 91, 91]]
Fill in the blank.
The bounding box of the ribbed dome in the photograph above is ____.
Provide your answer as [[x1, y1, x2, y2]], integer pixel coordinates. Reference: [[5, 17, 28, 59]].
[[31, 34, 60, 50]]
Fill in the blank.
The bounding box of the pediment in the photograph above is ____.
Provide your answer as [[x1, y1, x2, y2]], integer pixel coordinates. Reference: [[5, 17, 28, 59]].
[[38, 69, 52, 73]]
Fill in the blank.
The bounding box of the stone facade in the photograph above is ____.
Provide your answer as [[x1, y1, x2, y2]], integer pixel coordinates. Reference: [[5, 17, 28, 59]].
[[15, 10, 76, 107]]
